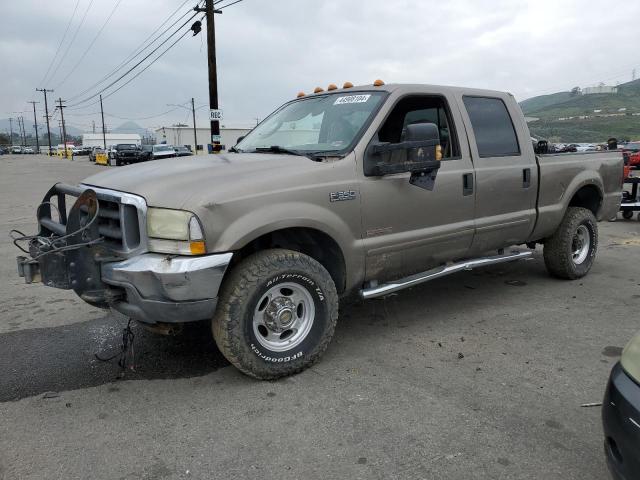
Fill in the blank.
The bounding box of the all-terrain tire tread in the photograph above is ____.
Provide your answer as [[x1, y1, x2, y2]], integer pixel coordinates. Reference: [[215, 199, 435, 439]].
[[212, 249, 338, 380]]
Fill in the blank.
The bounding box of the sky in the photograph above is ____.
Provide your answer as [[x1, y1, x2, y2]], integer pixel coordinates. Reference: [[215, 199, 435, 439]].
[[1, 0, 639, 134]]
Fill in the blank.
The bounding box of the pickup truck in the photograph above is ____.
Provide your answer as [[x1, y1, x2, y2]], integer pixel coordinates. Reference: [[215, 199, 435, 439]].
[[14, 81, 623, 380]]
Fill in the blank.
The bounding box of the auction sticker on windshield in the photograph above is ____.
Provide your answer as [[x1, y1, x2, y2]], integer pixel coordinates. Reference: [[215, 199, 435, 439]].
[[333, 94, 371, 105]]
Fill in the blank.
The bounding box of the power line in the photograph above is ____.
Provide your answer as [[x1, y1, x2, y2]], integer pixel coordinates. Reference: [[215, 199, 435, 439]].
[[67, 0, 196, 102], [217, 0, 244, 9], [55, 0, 124, 90], [39, 0, 82, 86], [68, 12, 199, 108], [47, 0, 97, 85]]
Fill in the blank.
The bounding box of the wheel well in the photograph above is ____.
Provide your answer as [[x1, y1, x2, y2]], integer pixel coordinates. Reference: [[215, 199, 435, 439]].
[[568, 185, 602, 216], [231, 228, 347, 293]]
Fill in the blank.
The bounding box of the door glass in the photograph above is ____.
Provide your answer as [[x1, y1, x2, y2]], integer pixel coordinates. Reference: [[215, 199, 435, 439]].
[[462, 96, 520, 157]]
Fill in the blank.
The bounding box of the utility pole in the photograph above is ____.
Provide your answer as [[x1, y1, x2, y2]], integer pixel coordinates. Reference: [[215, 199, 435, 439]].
[[57, 98, 67, 152], [100, 94, 106, 149], [9, 117, 13, 146], [29, 101, 40, 152], [191, 97, 198, 154], [58, 121, 63, 141], [196, 0, 222, 153], [36, 88, 53, 154], [18, 117, 26, 146], [92, 120, 96, 134]]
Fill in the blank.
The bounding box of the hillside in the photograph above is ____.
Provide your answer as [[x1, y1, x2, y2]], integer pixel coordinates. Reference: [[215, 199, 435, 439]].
[[521, 79, 640, 142]]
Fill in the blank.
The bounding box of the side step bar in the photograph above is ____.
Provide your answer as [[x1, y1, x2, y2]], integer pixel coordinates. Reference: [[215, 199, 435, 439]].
[[360, 250, 533, 299]]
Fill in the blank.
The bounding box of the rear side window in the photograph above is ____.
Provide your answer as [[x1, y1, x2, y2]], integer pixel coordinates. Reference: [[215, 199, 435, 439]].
[[463, 96, 520, 157]]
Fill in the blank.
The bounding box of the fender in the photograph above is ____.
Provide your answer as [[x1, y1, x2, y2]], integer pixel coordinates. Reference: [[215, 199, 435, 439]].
[[208, 201, 365, 292]]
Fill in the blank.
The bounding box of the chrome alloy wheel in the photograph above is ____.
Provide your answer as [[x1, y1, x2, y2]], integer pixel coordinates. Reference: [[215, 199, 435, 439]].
[[253, 282, 315, 352], [572, 225, 591, 265]]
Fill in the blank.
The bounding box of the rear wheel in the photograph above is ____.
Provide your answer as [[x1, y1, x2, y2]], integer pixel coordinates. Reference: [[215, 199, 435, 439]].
[[622, 210, 634, 220], [543, 207, 598, 279], [212, 249, 338, 380]]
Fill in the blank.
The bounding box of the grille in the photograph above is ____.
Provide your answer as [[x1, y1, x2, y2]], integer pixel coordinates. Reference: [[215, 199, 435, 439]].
[[80, 198, 140, 251]]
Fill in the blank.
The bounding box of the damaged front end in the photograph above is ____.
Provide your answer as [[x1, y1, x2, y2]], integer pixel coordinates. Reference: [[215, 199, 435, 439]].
[[15, 184, 140, 308], [14, 183, 232, 325]]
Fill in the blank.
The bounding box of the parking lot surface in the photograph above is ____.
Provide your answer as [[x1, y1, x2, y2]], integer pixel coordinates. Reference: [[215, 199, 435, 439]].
[[1, 154, 638, 480]]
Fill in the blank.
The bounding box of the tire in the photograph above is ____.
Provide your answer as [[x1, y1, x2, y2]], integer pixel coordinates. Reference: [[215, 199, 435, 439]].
[[212, 249, 338, 380], [622, 210, 633, 220], [543, 207, 598, 279]]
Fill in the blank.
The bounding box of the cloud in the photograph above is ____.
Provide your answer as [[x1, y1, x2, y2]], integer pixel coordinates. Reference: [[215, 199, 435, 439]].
[[1, 0, 638, 132]]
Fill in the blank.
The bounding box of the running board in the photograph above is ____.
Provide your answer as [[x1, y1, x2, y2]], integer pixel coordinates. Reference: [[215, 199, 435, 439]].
[[360, 250, 533, 299]]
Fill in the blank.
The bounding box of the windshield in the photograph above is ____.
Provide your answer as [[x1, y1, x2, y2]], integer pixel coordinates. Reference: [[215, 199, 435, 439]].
[[236, 92, 385, 154], [116, 144, 137, 150], [154, 145, 173, 152]]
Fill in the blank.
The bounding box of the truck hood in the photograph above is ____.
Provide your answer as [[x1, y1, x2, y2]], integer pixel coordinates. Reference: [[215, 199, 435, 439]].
[[82, 153, 339, 209]]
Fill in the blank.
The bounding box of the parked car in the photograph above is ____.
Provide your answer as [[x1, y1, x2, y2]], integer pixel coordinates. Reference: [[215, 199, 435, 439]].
[[174, 146, 193, 157], [109, 144, 141, 166], [0, 146, 8, 155], [138, 144, 176, 161], [621, 142, 640, 167], [22, 147, 34, 154], [602, 330, 640, 480], [15, 81, 623, 379], [10, 146, 22, 154]]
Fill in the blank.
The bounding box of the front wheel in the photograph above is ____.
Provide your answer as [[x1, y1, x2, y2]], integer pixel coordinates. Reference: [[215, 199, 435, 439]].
[[212, 249, 338, 380], [543, 207, 598, 279]]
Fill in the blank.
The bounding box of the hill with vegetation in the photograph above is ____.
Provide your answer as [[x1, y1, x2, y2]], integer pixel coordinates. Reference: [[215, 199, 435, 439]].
[[520, 79, 640, 142]]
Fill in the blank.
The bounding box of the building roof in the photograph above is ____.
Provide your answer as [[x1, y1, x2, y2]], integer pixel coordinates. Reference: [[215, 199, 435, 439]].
[[82, 133, 141, 140]]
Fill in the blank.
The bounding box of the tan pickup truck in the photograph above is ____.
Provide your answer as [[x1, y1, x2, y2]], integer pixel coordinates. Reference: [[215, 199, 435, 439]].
[[15, 81, 623, 379]]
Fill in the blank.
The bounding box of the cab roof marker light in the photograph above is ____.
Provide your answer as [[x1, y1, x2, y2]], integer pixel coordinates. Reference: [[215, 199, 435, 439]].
[[297, 91, 305, 98], [373, 79, 385, 86], [343, 81, 354, 88], [327, 83, 337, 91], [313, 87, 324, 93]]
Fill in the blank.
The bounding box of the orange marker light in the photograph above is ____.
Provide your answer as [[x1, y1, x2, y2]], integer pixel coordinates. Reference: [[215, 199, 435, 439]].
[[189, 241, 206, 255], [343, 81, 354, 88], [327, 83, 337, 91], [297, 91, 305, 98], [436, 145, 443, 161], [313, 87, 324, 93], [373, 79, 385, 86]]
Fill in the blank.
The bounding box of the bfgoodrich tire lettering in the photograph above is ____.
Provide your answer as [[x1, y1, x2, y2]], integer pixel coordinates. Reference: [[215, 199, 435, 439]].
[[543, 206, 598, 279], [212, 249, 338, 380]]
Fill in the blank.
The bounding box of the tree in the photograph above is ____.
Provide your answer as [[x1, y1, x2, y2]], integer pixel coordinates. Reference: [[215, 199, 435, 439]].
[[0, 133, 9, 145], [571, 86, 581, 96]]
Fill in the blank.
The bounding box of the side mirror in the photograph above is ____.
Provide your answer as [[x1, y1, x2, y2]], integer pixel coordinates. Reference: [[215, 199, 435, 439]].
[[364, 122, 442, 177], [236, 136, 245, 144]]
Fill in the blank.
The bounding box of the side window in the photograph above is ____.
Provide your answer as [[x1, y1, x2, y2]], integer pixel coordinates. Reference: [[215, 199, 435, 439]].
[[377, 96, 460, 160], [462, 96, 520, 157]]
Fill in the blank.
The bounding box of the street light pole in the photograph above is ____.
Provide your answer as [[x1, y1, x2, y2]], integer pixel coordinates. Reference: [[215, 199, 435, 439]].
[[9, 117, 13, 146]]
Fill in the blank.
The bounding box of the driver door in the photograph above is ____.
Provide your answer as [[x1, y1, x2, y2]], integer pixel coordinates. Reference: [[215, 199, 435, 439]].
[[358, 94, 476, 282]]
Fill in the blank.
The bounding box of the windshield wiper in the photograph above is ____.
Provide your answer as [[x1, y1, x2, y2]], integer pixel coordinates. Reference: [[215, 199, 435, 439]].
[[253, 146, 335, 161]]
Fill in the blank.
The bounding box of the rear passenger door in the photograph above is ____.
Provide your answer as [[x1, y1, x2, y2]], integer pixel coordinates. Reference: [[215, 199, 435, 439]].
[[459, 95, 538, 254]]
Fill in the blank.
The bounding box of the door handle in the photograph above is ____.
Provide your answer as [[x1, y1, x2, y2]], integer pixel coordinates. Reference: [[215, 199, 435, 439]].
[[462, 173, 474, 196], [523, 168, 531, 188]]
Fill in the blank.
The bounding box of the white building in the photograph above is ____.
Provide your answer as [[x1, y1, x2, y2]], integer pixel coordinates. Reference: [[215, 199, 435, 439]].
[[582, 85, 618, 95], [154, 126, 252, 152], [82, 133, 141, 147]]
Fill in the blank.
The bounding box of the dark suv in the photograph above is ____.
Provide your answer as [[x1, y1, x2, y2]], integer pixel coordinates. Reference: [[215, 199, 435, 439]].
[[109, 144, 141, 166]]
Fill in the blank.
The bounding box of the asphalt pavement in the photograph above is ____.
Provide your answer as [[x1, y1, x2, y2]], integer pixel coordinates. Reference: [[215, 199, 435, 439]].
[[1, 154, 639, 480]]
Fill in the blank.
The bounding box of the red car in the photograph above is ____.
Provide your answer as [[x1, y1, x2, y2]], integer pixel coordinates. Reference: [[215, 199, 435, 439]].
[[622, 142, 640, 167]]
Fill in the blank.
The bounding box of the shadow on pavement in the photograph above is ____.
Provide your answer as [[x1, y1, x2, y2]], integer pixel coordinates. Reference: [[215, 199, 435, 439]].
[[0, 316, 229, 402]]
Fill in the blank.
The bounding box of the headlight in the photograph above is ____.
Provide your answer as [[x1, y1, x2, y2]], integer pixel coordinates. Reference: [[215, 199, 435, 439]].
[[146, 207, 206, 255], [621, 331, 640, 383]]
